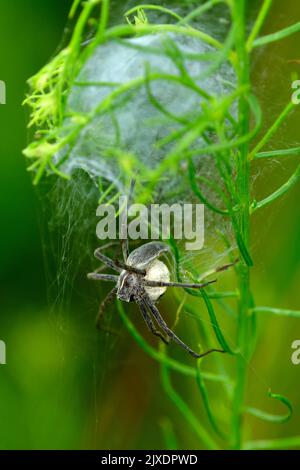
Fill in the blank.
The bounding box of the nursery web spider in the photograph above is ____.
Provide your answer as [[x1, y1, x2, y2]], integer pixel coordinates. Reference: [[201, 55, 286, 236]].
[[88, 236, 235, 359]]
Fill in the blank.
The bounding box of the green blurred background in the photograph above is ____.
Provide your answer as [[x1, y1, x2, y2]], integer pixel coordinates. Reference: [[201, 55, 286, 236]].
[[0, 0, 300, 450]]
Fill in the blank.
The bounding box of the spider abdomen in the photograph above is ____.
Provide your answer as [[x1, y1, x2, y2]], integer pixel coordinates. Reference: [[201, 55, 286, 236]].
[[144, 260, 170, 302]]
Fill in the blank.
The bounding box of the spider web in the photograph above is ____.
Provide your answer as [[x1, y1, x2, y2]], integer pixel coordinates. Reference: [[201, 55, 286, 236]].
[[33, 0, 300, 448], [35, 2, 238, 448]]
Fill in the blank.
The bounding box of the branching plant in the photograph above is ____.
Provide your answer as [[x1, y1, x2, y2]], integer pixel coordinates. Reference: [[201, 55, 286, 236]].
[[23, 0, 300, 450]]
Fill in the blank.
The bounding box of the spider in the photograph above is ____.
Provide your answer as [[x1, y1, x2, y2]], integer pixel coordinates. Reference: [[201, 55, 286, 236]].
[[88, 238, 235, 359]]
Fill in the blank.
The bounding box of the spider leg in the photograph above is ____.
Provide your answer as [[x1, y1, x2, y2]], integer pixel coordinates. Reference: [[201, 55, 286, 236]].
[[120, 179, 136, 263], [215, 259, 238, 273], [94, 248, 145, 275], [144, 279, 216, 289], [93, 265, 108, 275], [94, 248, 123, 272], [143, 295, 225, 359], [95, 286, 118, 329], [115, 261, 146, 276], [121, 239, 129, 263], [87, 273, 119, 282], [138, 300, 169, 345], [198, 259, 239, 281]]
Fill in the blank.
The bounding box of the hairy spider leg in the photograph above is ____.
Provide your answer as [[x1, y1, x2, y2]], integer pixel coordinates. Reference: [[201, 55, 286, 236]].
[[198, 259, 239, 281], [138, 300, 169, 345], [216, 258, 239, 272], [120, 178, 136, 263], [87, 273, 119, 282], [94, 248, 123, 272], [121, 239, 129, 263], [143, 295, 225, 359], [115, 260, 146, 276], [95, 286, 118, 329], [143, 279, 217, 289], [94, 247, 145, 275]]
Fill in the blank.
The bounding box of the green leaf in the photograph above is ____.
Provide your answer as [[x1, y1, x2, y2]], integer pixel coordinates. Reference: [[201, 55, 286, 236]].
[[188, 160, 229, 216], [207, 291, 238, 300], [196, 363, 226, 439], [187, 93, 261, 162], [125, 4, 183, 23], [254, 146, 300, 159], [249, 101, 294, 160], [116, 301, 228, 383], [253, 21, 300, 48], [244, 435, 300, 450], [235, 231, 253, 266], [161, 355, 218, 450], [104, 23, 224, 51], [168, 238, 235, 354], [69, 0, 82, 19], [245, 390, 293, 424], [246, 0, 273, 51], [251, 163, 300, 212], [252, 306, 300, 318], [178, 0, 222, 26], [159, 418, 178, 450], [200, 290, 234, 354]]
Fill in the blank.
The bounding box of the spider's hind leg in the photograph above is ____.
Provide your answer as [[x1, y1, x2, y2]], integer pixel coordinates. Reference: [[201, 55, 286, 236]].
[[95, 286, 118, 329], [138, 301, 169, 346], [144, 295, 224, 359]]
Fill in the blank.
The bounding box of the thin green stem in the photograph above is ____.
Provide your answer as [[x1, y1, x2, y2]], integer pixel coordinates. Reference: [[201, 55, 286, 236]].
[[188, 160, 229, 216], [252, 306, 300, 318], [244, 435, 300, 450], [251, 163, 300, 212], [196, 363, 227, 440], [230, 0, 252, 450], [125, 5, 183, 23], [97, 0, 110, 40], [249, 101, 294, 160], [178, 0, 222, 26], [116, 301, 228, 384], [103, 23, 224, 50], [254, 146, 300, 159], [253, 21, 300, 48], [161, 353, 219, 450], [246, 0, 273, 51]]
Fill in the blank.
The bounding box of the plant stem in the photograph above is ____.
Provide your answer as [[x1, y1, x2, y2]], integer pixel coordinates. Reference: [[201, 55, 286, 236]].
[[231, 0, 252, 450], [251, 163, 300, 212]]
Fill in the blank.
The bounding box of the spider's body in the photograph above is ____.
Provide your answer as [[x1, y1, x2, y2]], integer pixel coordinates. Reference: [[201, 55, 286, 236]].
[[118, 243, 170, 303], [87, 240, 232, 359]]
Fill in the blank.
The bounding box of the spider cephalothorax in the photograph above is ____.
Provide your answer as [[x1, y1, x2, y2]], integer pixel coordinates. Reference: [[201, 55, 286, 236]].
[[88, 239, 233, 359], [117, 271, 143, 302]]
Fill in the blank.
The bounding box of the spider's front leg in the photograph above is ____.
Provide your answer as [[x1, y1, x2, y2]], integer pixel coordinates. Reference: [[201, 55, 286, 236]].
[[87, 273, 119, 282], [94, 246, 145, 276], [198, 258, 239, 282], [94, 248, 123, 272]]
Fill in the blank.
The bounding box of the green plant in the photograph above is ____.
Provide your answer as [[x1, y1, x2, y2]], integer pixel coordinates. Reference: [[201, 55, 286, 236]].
[[23, 0, 300, 450]]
